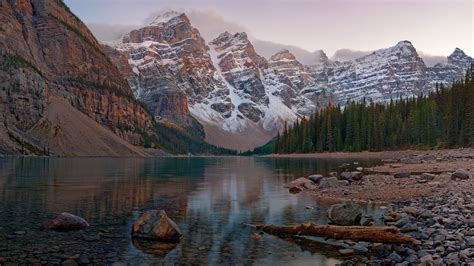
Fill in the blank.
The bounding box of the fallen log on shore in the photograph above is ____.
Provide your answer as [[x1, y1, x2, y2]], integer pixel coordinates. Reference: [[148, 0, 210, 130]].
[[246, 223, 420, 245]]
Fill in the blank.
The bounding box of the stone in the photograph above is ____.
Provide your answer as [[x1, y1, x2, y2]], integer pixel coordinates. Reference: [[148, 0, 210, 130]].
[[351, 171, 364, 181], [468, 218, 474, 228], [466, 236, 474, 247], [61, 260, 78, 266], [421, 173, 436, 180], [400, 223, 418, 233], [356, 167, 363, 172], [388, 252, 402, 263], [419, 210, 435, 219], [327, 202, 362, 226], [394, 172, 411, 179], [338, 180, 350, 186], [289, 186, 303, 194], [131, 210, 182, 242], [394, 217, 411, 228], [420, 254, 433, 265], [319, 177, 339, 188], [287, 177, 317, 190], [403, 206, 421, 216], [451, 169, 471, 180], [308, 174, 324, 183], [340, 172, 354, 181], [78, 254, 90, 264], [338, 249, 356, 255], [43, 213, 89, 231]]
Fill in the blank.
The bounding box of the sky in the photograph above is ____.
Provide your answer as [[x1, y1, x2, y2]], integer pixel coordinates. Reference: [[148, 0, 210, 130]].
[[64, 0, 473, 58]]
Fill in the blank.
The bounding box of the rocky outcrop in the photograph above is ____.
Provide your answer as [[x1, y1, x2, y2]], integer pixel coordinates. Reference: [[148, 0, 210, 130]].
[[0, 0, 156, 156], [43, 212, 89, 231], [132, 210, 182, 242]]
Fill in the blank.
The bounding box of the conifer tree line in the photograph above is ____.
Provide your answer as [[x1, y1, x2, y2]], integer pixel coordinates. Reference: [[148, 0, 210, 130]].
[[274, 69, 474, 153]]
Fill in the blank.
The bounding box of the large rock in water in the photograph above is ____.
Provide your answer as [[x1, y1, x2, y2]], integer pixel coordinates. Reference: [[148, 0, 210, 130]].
[[43, 213, 89, 231], [327, 203, 362, 226], [132, 210, 182, 242]]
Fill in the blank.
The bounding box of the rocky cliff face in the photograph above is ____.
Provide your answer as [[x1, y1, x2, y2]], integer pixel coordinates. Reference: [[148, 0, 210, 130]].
[[0, 0, 156, 156]]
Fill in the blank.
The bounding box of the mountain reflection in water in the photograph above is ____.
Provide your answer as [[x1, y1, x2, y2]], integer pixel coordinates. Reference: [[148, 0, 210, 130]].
[[0, 157, 379, 265]]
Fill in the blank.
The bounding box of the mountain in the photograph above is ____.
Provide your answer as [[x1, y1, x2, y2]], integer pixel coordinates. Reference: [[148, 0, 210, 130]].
[[0, 0, 161, 156], [106, 11, 472, 150], [310, 41, 473, 105], [107, 13, 327, 150]]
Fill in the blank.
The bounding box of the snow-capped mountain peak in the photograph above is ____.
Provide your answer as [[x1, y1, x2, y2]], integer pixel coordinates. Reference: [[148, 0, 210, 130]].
[[149, 11, 185, 26], [269, 49, 298, 62], [105, 11, 473, 150], [448, 48, 473, 72]]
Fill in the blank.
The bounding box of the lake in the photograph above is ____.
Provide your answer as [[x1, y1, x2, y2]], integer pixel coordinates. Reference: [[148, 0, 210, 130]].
[[0, 156, 381, 265]]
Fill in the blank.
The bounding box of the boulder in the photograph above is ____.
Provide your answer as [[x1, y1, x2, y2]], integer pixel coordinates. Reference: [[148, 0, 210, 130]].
[[289, 186, 303, 194], [308, 174, 324, 183], [402, 206, 421, 216], [351, 171, 364, 181], [319, 177, 339, 188], [327, 202, 362, 226], [287, 177, 317, 190], [43, 213, 89, 231], [132, 210, 182, 242], [420, 254, 433, 265], [394, 172, 411, 178], [451, 169, 471, 180], [340, 172, 353, 181]]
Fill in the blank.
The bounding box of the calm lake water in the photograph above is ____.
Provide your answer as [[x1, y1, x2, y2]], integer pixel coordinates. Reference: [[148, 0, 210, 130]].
[[0, 157, 381, 265]]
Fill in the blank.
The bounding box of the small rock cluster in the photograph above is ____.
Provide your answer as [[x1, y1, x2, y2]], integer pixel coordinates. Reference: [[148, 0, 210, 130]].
[[337, 192, 474, 265], [286, 168, 365, 194]]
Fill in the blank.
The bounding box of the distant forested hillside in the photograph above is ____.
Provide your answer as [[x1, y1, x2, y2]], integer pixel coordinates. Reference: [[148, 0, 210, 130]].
[[271, 68, 474, 154]]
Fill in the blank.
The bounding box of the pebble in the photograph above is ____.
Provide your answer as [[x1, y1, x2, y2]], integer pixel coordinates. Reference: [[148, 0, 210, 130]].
[[61, 259, 78, 266], [339, 249, 356, 255], [420, 254, 433, 265], [388, 252, 402, 263]]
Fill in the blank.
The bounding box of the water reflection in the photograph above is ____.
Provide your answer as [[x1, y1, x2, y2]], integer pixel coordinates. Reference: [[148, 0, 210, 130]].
[[0, 156, 379, 264]]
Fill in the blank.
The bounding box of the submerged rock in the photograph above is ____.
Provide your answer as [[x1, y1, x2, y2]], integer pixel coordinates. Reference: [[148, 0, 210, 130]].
[[327, 202, 362, 226], [43, 213, 89, 231], [132, 210, 182, 242]]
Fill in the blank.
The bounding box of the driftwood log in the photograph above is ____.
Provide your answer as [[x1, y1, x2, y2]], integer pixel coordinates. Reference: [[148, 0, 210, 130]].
[[247, 223, 420, 245]]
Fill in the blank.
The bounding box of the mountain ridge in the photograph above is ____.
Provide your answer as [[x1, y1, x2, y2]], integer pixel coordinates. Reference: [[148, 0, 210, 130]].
[[106, 11, 473, 150]]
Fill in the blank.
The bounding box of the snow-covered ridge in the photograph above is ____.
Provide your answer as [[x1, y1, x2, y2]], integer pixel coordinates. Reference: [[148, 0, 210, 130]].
[[105, 10, 473, 149], [149, 11, 185, 26]]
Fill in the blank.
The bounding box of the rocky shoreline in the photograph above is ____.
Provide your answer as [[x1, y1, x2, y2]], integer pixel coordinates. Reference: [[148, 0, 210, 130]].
[[285, 148, 474, 265]]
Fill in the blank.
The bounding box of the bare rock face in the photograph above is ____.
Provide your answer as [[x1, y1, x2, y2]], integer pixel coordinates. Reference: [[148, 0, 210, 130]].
[[132, 210, 183, 242], [0, 0, 156, 155], [43, 213, 89, 231], [210, 32, 268, 106]]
